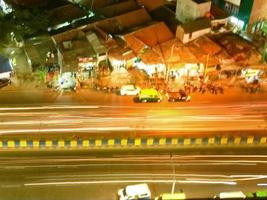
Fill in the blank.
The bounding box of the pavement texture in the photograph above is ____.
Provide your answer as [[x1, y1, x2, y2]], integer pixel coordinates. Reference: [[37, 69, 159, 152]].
[[0, 82, 267, 105], [1, 152, 267, 200]]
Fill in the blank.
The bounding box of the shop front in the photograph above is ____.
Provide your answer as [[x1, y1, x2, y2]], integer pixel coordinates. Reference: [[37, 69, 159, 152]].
[[78, 57, 96, 80], [169, 63, 204, 79]]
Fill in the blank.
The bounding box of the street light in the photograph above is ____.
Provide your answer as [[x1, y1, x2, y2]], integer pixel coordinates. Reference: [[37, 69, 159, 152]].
[[170, 153, 176, 194], [167, 39, 180, 84]]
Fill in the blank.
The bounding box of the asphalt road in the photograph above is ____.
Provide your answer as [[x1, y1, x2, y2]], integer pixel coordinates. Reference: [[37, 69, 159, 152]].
[[0, 101, 266, 137], [0, 87, 267, 200], [0, 87, 266, 137], [1, 152, 267, 200]]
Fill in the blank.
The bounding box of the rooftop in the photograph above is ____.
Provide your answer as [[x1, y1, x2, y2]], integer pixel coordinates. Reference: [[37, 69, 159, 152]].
[[181, 18, 211, 33], [192, 0, 210, 4], [136, 0, 165, 11], [48, 4, 87, 26], [123, 22, 174, 52], [96, 0, 139, 18], [150, 5, 180, 33]]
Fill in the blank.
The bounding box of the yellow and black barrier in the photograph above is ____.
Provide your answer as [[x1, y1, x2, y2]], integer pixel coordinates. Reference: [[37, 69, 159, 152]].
[[0, 135, 266, 150]]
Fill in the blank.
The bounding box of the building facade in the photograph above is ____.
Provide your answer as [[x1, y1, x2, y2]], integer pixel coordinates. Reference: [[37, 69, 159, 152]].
[[212, 0, 267, 32]]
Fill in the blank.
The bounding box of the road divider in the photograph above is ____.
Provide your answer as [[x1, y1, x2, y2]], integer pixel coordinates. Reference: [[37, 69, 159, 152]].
[[0, 135, 266, 150]]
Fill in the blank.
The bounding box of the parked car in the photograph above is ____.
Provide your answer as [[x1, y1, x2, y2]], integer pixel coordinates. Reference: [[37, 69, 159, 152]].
[[137, 89, 162, 103], [166, 90, 191, 102], [118, 183, 151, 200], [120, 85, 140, 96], [214, 191, 246, 199], [0, 78, 11, 88]]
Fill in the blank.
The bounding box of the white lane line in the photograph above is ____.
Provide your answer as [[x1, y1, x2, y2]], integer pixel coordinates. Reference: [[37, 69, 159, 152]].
[[27, 173, 267, 180], [0, 126, 265, 134], [0, 162, 258, 169], [0, 102, 267, 111], [175, 155, 267, 158], [1, 184, 21, 188], [0, 106, 100, 111], [258, 183, 267, 186], [0, 127, 132, 134], [24, 179, 236, 186], [0, 115, 263, 126]]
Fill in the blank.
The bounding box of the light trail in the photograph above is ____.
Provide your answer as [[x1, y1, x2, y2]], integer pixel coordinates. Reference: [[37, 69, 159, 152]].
[[24, 179, 237, 187]]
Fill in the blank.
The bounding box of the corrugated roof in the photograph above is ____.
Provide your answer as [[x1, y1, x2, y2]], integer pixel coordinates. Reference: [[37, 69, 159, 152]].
[[123, 22, 174, 52], [191, 36, 221, 56], [86, 31, 107, 54], [109, 46, 136, 61], [96, 0, 139, 18], [150, 5, 180, 33], [136, 0, 165, 11], [115, 8, 152, 30], [159, 39, 198, 64], [49, 4, 87, 26], [75, 0, 129, 9], [89, 8, 152, 34]]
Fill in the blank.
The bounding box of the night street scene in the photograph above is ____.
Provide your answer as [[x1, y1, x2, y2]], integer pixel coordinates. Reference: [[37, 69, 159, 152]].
[[0, 0, 267, 199]]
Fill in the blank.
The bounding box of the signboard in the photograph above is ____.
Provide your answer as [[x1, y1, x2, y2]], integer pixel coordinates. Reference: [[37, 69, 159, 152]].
[[78, 57, 93, 62], [242, 69, 260, 77]]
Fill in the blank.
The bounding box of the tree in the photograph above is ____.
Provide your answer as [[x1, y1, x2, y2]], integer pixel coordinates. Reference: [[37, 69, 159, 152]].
[[7, 5, 50, 37], [0, 4, 50, 54]]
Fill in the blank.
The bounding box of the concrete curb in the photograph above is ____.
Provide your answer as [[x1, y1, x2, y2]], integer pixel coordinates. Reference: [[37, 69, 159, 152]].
[[0, 135, 266, 150]]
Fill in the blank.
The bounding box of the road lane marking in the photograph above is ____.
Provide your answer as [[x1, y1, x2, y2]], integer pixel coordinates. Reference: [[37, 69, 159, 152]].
[[1, 184, 21, 188], [0, 106, 100, 111], [257, 183, 267, 186], [24, 179, 236, 186], [1, 126, 265, 134]]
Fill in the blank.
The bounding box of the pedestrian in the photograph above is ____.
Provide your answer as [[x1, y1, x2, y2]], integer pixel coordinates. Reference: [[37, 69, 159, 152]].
[[75, 76, 81, 92]]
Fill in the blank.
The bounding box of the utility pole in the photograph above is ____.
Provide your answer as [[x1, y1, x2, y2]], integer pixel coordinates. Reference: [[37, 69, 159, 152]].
[[204, 53, 210, 79], [263, 37, 267, 62]]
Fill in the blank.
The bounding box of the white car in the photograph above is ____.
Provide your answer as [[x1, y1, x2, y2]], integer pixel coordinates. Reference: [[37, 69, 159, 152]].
[[118, 183, 151, 200], [120, 85, 140, 96], [214, 191, 246, 199]]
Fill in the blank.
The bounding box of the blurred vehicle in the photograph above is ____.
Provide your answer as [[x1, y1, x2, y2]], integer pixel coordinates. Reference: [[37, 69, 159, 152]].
[[155, 192, 186, 200], [241, 79, 261, 93], [166, 90, 191, 102], [214, 191, 246, 199], [118, 183, 151, 200], [120, 85, 140, 96], [0, 78, 11, 88], [246, 190, 267, 198], [137, 89, 162, 103], [58, 72, 76, 92]]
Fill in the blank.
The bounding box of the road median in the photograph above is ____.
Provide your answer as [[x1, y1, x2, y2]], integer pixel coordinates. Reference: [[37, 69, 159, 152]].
[[1, 134, 267, 151]]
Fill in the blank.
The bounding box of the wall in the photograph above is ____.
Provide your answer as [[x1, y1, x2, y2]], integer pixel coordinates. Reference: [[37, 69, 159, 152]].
[[176, 0, 211, 23], [225, 0, 241, 6], [248, 0, 267, 30], [176, 26, 185, 43], [195, 1, 212, 19], [182, 27, 211, 43]]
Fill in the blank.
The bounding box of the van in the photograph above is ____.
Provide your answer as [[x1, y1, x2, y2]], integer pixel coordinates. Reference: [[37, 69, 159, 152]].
[[118, 183, 151, 200], [214, 191, 246, 199]]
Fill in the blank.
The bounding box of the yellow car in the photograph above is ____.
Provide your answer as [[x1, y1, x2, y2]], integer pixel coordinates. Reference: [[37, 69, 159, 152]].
[[155, 193, 186, 200], [138, 89, 162, 103]]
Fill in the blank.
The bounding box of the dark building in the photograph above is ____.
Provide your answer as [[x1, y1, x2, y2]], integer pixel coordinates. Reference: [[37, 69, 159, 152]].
[[212, 0, 267, 32]]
